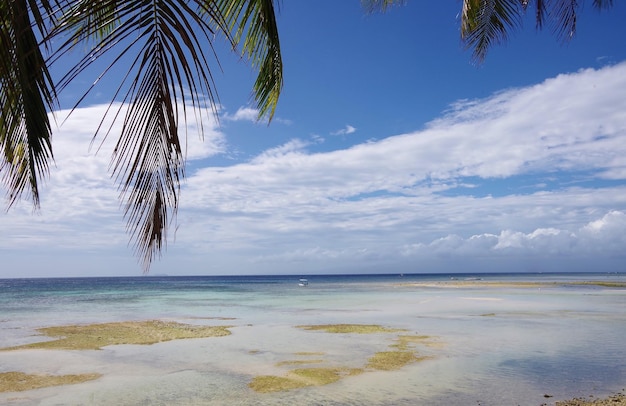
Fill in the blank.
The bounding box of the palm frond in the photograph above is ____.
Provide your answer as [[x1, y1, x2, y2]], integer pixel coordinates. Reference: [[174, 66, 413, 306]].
[[53, 0, 122, 43], [214, 0, 283, 120], [461, 0, 523, 63], [1, 0, 57, 208], [549, 0, 578, 42], [533, 0, 548, 30], [51, 0, 228, 271], [547, 0, 615, 45], [360, 0, 406, 14], [463, 0, 616, 59], [592, 0, 613, 10]]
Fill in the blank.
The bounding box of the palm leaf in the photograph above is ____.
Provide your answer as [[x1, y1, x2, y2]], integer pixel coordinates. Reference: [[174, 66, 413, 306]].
[[51, 0, 231, 270], [50, 0, 284, 271], [529, 0, 548, 30], [360, 0, 406, 14], [461, 0, 523, 63], [52, 0, 282, 270], [533, 0, 612, 44], [592, 0, 613, 8], [463, 0, 615, 60], [214, 0, 283, 120], [549, 0, 578, 42], [1, 0, 58, 208]]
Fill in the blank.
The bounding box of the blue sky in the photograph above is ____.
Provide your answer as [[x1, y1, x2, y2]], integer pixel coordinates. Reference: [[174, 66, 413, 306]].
[[2, 2, 626, 277]]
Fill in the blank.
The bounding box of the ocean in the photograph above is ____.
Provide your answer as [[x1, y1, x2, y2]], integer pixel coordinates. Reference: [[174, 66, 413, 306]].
[[1, 272, 625, 405]]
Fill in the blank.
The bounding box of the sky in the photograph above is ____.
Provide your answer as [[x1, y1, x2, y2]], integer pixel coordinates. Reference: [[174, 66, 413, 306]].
[[2, 2, 626, 278]]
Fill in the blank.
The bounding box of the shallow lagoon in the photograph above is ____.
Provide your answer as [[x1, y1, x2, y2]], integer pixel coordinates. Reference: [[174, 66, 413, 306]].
[[1, 273, 625, 405]]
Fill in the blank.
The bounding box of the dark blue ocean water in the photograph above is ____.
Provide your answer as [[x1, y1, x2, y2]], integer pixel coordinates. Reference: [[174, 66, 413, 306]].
[[2, 271, 621, 297]]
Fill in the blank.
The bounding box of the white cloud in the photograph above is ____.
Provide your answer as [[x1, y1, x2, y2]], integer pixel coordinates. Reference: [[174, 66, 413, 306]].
[[184, 59, 626, 214], [251, 139, 310, 163], [223, 106, 259, 122], [2, 63, 626, 276], [221, 106, 292, 126], [579, 210, 626, 251], [1, 102, 224, 252], [400, 210, 626, 260], [331, 125, 357, 136], [175, 63, 626, 271]]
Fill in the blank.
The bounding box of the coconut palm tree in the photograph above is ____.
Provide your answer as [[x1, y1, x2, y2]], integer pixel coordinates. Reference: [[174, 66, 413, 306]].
[[1, 0, 282, 270]]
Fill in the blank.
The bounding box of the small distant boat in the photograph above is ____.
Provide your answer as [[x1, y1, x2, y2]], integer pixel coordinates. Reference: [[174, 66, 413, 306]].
[[298, 278, 309, 287]]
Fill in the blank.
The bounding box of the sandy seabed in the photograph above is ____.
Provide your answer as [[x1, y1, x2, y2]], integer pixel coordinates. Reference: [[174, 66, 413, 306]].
[[0, 322, 438, 395], [0, 319, 624, 405], [1, 277, 625, 405], [555, 393, 626, 406]]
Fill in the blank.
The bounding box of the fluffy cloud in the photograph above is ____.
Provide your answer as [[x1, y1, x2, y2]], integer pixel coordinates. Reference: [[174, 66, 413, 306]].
[[2, 63, 626, 275], [401, 211, 626, 259], [1, 102, 224, 251]]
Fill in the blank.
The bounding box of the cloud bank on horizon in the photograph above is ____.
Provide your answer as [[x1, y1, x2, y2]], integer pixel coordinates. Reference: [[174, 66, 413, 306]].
[[2, 63, 626, 277]]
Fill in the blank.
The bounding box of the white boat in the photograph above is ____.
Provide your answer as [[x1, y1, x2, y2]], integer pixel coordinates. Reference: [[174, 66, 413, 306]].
[[298, 278, 309, 286]]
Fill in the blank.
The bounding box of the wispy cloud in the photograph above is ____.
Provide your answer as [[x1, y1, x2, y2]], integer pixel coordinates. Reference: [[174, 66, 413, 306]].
[[2, 63, 625, 275], [178, 62, 626, 272], [223, 106, 259, 122], [221, 106, 292, 125], [1, 102, 224, 252], [331, 125, 357, 136]]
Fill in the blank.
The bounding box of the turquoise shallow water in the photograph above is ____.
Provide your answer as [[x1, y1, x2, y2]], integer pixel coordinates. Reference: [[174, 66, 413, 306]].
[[0, 273, 625, 405]]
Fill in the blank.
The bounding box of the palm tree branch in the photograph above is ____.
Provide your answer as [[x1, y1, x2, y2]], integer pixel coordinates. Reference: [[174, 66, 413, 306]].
[[549, 0, 578, 42], [592, 0, 613, 8], [533, 0, 548, 30], [50, 0, 229, 270], [214, 0, 283, 120], [1, 0, 57, 208], [360, 0, 406, 13], [461, 0, 523, 62]]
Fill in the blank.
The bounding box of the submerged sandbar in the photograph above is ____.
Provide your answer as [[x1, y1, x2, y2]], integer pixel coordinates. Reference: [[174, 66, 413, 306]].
[[0, 320, 233, 393], [248, 324, 438, 393], [399, 280, 626, 289], [1, 320, 232, 351], [0, 371, 101, 393], [296, 324, 405, 334]]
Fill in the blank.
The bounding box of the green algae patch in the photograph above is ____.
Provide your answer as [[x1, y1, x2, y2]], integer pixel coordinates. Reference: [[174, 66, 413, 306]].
[[391, 334, 441, 350], [569, 281, 626, 288], [0, 371, 101, 393], [1, 320, 232, 351], [249, 375, 305, 393], [249, 367, 363, 393], [276, 359, 324, 367], [297, 324, 405, 334], [248, 324, 440, 393], [292, 367, 363, 383], [294, 351, 326, 356], [366, 351, 426, 371]]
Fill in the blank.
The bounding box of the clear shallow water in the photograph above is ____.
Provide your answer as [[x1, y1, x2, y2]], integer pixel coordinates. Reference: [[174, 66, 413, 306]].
[[0, 273, 625, 405]]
